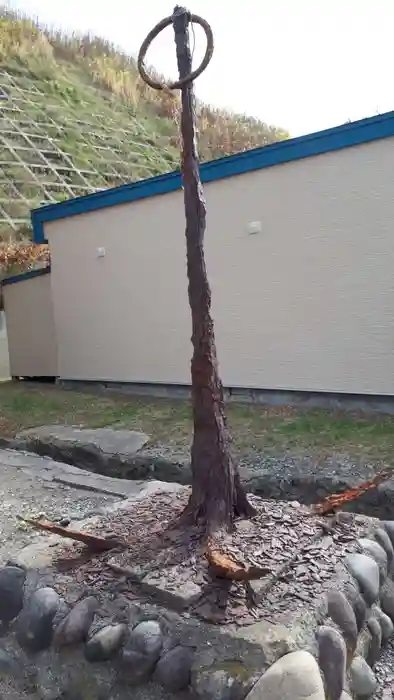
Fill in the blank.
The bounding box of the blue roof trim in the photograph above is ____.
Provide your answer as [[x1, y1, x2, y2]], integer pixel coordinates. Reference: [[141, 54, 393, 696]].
[[2, 266, 51, 286], [31, 110, 394, 244]]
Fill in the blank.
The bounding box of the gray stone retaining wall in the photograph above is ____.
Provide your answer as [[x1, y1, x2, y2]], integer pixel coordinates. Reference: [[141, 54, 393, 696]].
[[2, 520, 394, 699]]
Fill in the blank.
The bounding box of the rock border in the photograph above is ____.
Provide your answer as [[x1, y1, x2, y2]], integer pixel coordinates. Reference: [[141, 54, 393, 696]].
[[1, 520, 394, 699]]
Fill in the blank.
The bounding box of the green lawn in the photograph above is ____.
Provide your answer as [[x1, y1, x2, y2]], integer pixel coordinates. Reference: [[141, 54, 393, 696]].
[[0, 381, 393, 462]]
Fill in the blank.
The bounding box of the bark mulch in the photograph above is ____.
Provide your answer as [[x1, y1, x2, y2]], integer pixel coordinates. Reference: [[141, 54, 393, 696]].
[[51, 488, 369, 626]]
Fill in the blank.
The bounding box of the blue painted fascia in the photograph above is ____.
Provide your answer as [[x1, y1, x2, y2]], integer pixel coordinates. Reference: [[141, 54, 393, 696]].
[[31, 110, 394, 244], [2, 266, 51, 286]]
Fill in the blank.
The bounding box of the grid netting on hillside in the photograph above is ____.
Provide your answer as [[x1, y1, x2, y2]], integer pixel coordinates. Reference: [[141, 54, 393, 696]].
[[0, 67, 177, 237]]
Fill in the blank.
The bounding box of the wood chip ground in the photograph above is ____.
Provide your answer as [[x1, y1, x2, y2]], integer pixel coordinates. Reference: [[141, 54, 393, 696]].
[[51, 488, 370, 626]]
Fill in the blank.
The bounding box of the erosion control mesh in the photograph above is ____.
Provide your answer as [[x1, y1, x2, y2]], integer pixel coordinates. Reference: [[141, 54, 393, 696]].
[[0, 66, 178, 236]]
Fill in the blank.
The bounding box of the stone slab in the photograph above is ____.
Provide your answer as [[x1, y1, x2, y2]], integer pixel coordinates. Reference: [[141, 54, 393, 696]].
[[16, 424, 150, 456], [11, 538, 62, 570], [6, 425, 191, 484], [140, 570, 203, 611], [0, 447, 164, 499], [50, 470, 145, 498], [5, 426, 394, 518]]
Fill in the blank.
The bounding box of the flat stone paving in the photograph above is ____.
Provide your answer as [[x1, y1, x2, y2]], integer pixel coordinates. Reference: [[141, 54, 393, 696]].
[[8, 425, 394, 518]]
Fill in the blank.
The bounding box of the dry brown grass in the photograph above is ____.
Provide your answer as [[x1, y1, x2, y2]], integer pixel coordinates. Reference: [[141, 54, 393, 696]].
[[0, 242, 50, 310], [0, 242, 49, 286], [0, 242, 49, 271], [0, 7, 289, 161]]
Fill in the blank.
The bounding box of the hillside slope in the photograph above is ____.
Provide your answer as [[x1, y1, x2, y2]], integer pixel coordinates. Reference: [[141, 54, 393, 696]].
[[0, 7, 288, 257]]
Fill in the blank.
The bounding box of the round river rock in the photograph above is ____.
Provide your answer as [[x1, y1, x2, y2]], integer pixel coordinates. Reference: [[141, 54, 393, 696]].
[[53, 595, 98, 647], [15, 586, 60, 652], [326, 589, 358, 655], [120, 620, 163, 685], [344, 581, 367, 632], [374, 528, 394, 570], [317, 625, 346, 700], [358, 539, 388, 584], [153, 645, 195, 691], [373, 605, 394, 643], [366, 616, 382, 668], [349, 655, 377, 697], [85, 623, 127, 662], [244, 650, 325, 700], [345, 554, 380, 606], [0, 565, 26, 625], [380, 578, 394, 623]]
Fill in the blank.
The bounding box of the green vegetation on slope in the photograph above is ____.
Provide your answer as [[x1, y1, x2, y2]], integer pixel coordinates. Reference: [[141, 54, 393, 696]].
[[0, 7, 289, 239]]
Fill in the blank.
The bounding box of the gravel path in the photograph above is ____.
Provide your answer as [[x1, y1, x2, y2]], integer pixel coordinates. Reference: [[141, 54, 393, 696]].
[[0, 448, 119, 565], [373, 640, 394, 699]]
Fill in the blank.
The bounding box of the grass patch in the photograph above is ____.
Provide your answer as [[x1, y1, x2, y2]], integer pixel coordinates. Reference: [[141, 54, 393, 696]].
[[1, 381, 394, 463]]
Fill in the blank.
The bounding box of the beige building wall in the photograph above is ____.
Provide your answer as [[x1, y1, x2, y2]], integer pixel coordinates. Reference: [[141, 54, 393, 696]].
[[0, 311, 10, 379], [44, 136, 394, 395], [3, 272, 57, 377]]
